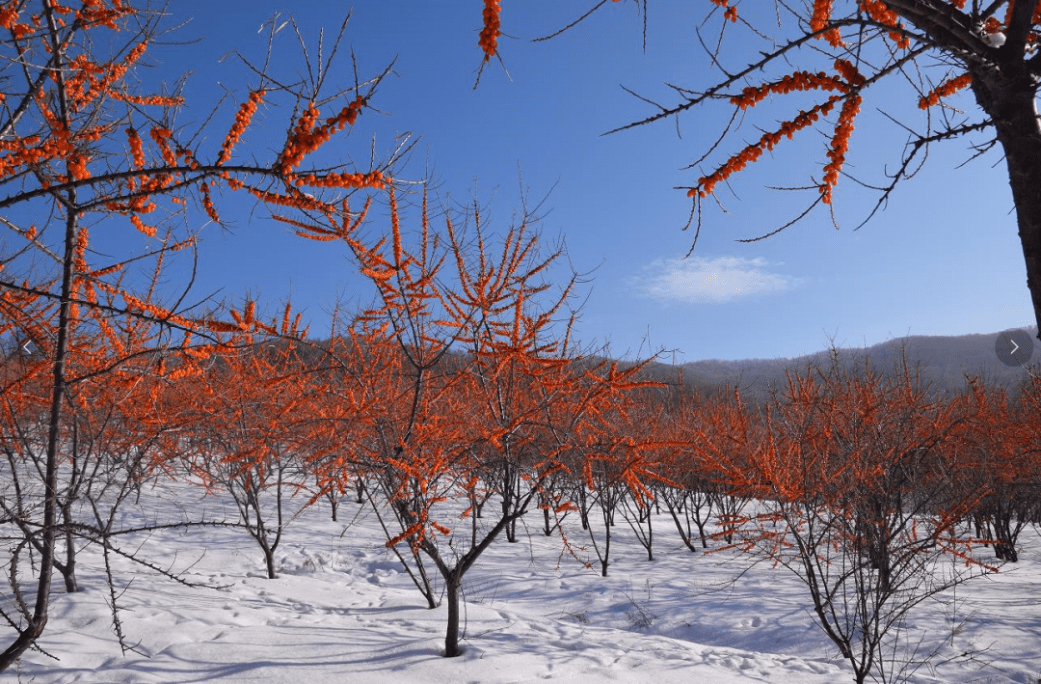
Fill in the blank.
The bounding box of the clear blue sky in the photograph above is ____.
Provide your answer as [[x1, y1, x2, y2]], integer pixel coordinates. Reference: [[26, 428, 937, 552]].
[[136, 2, 1034, 362]]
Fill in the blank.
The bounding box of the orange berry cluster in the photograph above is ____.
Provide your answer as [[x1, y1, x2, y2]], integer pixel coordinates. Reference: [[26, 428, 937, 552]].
[[218, 89, 265, 166], [63, 40, 148, 112], [0, 1, 31, 39], [57, 125, 107, 184], [247, 187, 327, 214], [63, 56, 104, 110], [859, 0, 909, 48], [73, 225, 89, 277], [75, 0, 134, 30], [66, 150, 90, 181], [709, 0, 737, 22], [0, 135, 42, 180], [119, 290, 178, 324], [283, 197, 372, 244], [0, 88, 109, 182], [292, 169, 386, 190], [130, 214, 156, 238], [0, 4, 18, 28], [725, 6, 737, 22], [199, 182, 219, 224], [280, 210, 341, 242], [833, 58, 865, 87], [981, 16, 1002, 34], [279, 96, 365, 175], [695, 58, 866, 201], [108, 125, 189, 230], [108, 91, 184, 107], [692, 97, 839, 198], [821, 94, 861, 204], [731, 70, 847, 110], [810, 0, 833, 32], [326, 96, 365, 131], [918, 73, 972, 109], [280, 103, 321, 175], [126, 127, 145, 169], [810, 0, 843, 46], [69, 225, 91, 320], [149, 126, 178, 167], [479, 0, 501, 62]]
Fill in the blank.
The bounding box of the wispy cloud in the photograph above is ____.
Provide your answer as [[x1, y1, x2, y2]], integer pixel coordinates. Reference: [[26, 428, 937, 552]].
[[633, 256, 800, 304]]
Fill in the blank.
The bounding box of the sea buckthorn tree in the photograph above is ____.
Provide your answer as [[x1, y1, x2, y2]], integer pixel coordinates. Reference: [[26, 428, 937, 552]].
[[294, 185, 655, 657], [183, 327, 321, 580], [482, 1, 1041, 338], [700, 360, 987, 684], [574, 383, 678, 574], [0, 1, 392, 669], [955, 378, 1037, 562]]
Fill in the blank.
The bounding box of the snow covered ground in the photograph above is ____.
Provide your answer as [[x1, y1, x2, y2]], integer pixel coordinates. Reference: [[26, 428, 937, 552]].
[[11, 480, 1041, 683]]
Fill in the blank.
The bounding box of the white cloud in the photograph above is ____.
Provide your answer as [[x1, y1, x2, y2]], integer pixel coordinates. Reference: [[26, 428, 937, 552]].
[[634, 255, 800, 304]]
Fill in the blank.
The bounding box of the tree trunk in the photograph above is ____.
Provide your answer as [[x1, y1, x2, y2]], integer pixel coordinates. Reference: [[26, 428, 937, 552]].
[[263, 544, 277, 580], [60, 502, 78, 593], [971, 63, 1041, 338], [415, 553, 438, 609], [645, 512, 653, 562], [992, 512, 1020, 562], [578, 488, 589, 530], [328, 492, 339, 522], [443, 572, 463, 657], [664, 498, 699, 552], [600, 513, 611, 577], [0, 207, 78, 671]]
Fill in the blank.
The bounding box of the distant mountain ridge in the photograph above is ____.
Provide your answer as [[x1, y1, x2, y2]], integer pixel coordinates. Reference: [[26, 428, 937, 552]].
[[655, 327, 1040, 402]]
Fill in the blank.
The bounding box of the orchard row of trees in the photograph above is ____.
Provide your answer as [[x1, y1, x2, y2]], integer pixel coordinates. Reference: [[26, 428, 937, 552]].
[[7, 254, 1041, 679]]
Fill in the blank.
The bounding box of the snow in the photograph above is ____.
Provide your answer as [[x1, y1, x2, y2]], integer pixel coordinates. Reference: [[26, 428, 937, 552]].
[[11, 480, 1041, 684], [983, 31, 1007, 48]]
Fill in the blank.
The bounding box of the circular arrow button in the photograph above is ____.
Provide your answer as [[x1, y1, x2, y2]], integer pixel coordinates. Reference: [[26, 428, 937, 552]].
[[995, 329, 1034, 367]]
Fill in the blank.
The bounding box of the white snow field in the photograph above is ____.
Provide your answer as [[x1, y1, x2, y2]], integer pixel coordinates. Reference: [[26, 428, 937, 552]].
[[11, 479, 1041, 684]]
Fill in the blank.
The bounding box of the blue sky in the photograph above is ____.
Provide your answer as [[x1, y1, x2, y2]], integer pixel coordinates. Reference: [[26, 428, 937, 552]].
[[131, 2, 1034, 362]]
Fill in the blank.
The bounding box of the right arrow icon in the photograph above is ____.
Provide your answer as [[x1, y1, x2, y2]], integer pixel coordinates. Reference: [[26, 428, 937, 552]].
[[996, 329, 1034, 367]]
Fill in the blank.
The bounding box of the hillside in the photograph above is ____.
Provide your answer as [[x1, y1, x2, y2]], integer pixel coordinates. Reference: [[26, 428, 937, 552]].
[[644, 328, 1040, 402]]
